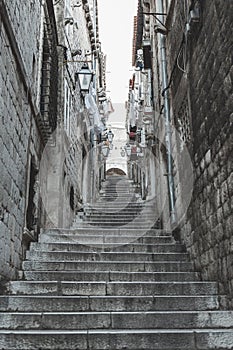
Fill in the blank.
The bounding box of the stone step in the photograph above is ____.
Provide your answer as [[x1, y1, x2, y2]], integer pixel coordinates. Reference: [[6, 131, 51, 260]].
[[98, 197, 138, 201], [82, 215, 156, 220], [39, 234, 174, 245], [23, 260, 194, 272], [23, 271, 198, 282], [6, 281, 217, 296], [78, 221, 156, 225], [80, 214, 155, 220], [77, 223, 158, 229], [0, 329, 233, 349], [1, 311, 233, 330], [101, 183, 133, 186], [0, 295, 222, 312], [99, 193, 134, 196], [81, 219, 155, 224], [84, 204, 151, 209], [99, 193, 136, 197], [81, 212, 155, 218], [26, 250, 190, 262], [85, 202, 153, 208], [42, 228, 171, 236], [100, 186, 133, 189], [30, 242, 185, 253], [84, 208, 154, 213]]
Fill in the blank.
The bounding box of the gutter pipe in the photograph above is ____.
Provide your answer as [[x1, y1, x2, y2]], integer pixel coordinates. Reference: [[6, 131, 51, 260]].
[[156, 0, 176, 225]]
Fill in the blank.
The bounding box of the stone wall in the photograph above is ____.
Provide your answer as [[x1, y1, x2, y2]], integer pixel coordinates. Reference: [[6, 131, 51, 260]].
[[164, 0, 233, 307], [0, 0, 44, 280], [0, 0, 106, 281]]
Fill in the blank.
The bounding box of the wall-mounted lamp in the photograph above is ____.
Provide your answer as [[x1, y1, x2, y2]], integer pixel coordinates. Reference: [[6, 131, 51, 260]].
[[102, 142, 110, 157], [124, 144, 131, 157], [107, 130, 114, 143], [75, 63, 93, 93], [120, 149, 126, 157], [154, 23, 168, 35], [137, 147, 143, 157]]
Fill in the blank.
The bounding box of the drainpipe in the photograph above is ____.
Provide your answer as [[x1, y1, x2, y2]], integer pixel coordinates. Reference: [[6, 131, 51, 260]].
[[156, 0, 176, 225]]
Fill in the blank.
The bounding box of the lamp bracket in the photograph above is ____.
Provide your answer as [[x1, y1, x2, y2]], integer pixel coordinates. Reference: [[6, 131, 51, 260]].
[[142, 12, 168, 31]]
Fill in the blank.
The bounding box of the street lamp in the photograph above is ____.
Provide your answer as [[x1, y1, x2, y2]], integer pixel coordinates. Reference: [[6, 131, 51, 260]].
[[75, 63, 93, 93], [124, 144, 131, 157], [101, 141, 110, 157], [137, 147, 143, 157], [120, 149, 125, 157], [107, 130, 114, 143]]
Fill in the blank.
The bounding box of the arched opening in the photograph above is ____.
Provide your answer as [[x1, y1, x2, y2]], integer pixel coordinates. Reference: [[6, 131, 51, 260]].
[[106, 168, 127, 176]]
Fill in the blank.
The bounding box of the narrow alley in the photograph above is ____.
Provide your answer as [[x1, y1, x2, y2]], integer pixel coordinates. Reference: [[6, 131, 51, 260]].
[[0, 175, 233, 349], [0, 0, 232, 349]]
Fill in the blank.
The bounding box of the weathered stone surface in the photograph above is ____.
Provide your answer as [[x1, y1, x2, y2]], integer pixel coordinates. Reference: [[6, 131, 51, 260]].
[[1, 176, 233, 349], [163, 0, 233, 308]]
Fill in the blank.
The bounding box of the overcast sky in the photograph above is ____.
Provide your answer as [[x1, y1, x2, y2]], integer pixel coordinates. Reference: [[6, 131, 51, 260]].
[[98, 0, 138, 104]]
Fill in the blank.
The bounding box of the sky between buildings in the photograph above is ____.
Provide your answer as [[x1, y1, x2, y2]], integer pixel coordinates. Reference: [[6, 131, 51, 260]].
[[98, 0, 138, 108]]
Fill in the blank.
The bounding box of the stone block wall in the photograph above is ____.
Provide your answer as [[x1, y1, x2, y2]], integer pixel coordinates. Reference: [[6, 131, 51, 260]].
[[3, 0, 42, 101], [0, 0, 43, 280], [164, 0, 233, 307], [0, 0, 104, 280]]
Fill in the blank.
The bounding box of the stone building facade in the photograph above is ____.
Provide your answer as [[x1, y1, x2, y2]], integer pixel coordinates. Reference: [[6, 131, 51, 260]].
[[129, 0, 232, 306], [0, 0, 107, 281], [0, 0, 47, 281]]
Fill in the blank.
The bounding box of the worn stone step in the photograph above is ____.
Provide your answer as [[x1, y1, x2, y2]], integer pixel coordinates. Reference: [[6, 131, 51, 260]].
[[77, 223, 157, 229], [99, 193, 134, 196], [1, 311, 233, 330], [101, 183, 131, 187], [84, 208, 154, 214], [6, 281, 217, 296], [0, 329, 233, 349], [98, 197, 139, 202], [23, 260, 194, 272], [84, 210, 153, 214], [82, 216, 155, 221], [39, 234, 174, 245], [39, 227, 175, 245], [26, 250, 190, 262], [83, 213, 154, 219], [105, 281, 218, 296], [88, 206, 153, 212], [81, 220, 156, 225], [42, 228, 172, 236], [0, 295, 222, 312], [30, 242, 185, 253], [23, 271, 198, 282], [78, 221, 156, 226], [85, 203, 153, 209], [100, 192, 132, 196]]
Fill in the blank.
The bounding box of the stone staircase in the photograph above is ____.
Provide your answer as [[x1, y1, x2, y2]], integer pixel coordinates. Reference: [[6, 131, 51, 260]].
[[0, 175, 232, 349]]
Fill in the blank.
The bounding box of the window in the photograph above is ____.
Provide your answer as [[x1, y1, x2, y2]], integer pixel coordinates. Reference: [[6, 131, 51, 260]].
[[175, 97, 192, 148]]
